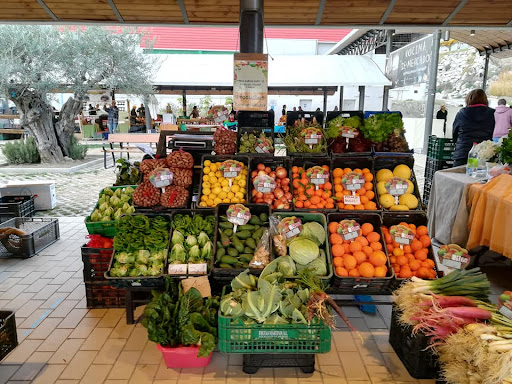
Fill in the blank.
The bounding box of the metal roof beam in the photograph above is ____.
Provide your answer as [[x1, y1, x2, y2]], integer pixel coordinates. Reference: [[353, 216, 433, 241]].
[[106, 0, 124, 23], [315, 0, 326, 25], [178, 0, 189, 24], [36, 0, 58, 21], [380, 0, 398, 25], [442, 0, 469, 26]]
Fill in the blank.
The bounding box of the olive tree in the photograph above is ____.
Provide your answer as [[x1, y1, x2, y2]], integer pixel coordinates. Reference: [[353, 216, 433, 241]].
[[0, 26, 155, 163]]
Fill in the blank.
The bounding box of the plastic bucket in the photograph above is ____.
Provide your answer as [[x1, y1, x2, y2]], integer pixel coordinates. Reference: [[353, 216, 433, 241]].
[[157, 345, 212, 368]]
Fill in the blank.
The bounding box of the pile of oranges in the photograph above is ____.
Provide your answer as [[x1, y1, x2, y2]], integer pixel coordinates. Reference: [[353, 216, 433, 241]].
[[383, 223, 437, 279], [332, 168, 377, 210], [291, 165, 335, 210], [329, 221, 389, 278]]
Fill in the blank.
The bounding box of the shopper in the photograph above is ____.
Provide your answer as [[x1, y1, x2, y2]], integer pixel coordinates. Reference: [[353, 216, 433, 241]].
[[191, 106, 200, 118], [105, 100, 119, 137], [137, 104, 145, 118], [436, 105, 448, 135], [282, 104, 286, 116], [452, 89, 495, 167], [130, 105, 137, 118], [493, 98, 512, 139]]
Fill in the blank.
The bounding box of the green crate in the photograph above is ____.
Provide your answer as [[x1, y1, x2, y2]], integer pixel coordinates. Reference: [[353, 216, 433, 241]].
[[427, 135, 455, 161], [84, 185, 136, 237], [218, 314, 331, 354]]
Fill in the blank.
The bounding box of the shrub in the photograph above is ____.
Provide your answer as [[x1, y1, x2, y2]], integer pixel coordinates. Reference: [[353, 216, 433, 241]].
[[68, 136, 88, 160], [2, 137, 40, 164]]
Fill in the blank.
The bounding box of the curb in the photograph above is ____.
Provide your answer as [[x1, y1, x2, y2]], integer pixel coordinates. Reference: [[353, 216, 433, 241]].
[[0, 157, 104, 174]]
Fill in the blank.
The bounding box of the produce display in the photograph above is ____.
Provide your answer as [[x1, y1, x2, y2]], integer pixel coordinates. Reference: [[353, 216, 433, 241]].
[[376, 164, 419, 210], [332, 167, 377, 210], [363, 113, 409, 152], [143, 278, 219, 358], [88, 186, 135, 222], [169, 213, 215, 266], [214, 127, 237, 155], [114, 159, 140, 186], [291, 165, 335, 210], [326, 115, 372, 154], [383, 223, 436, 279], [282, 121, 326, 154], [85, 234, 113, 248], [328, 220, 388, 278], [199, 159, 247, 207], [215, 211, 270, 270], [238, 131, 274, 154], [250, 163, 292, 210], [108, 214, 170, 277]]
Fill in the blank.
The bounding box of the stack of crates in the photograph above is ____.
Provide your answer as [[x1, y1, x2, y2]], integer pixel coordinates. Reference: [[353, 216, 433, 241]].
[[423, 136, 455, 207]]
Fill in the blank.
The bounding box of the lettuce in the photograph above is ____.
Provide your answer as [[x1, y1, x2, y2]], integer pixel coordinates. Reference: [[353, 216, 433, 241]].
[[300, 222, 326, 246], [289, 238, 319, 265]]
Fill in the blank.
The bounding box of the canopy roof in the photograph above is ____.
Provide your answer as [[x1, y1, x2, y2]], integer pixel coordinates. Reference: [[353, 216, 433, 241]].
[[151, 54, 390, 95], [5, 0, 512, 28]]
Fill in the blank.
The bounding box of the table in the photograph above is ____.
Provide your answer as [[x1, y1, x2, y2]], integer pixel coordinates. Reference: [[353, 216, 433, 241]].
[[103, 133, 160, 168]]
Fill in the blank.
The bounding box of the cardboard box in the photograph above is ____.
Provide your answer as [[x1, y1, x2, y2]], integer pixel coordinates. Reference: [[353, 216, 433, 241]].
[[0, 181, 57, 211]]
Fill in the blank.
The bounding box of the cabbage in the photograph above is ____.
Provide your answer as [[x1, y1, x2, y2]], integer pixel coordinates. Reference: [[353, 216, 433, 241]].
[[197, 231, 209, 248], [186, 235, 198, 248], [171, 230, 185, 246], [297, 255, 327, 276], [289, 238, 319, 265], [300, 222, 326, 246]]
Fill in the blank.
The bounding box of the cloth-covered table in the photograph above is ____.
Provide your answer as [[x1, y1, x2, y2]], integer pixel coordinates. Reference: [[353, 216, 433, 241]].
[[82, 124, 96, 138]]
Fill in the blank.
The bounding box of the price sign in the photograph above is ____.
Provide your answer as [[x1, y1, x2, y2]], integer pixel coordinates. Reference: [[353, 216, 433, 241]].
[[253, 175, 276, 193], [339, 127, 359, 139], [169, 264, 188, 275], [305, 134, 321, 145], [439, 244, 470, 270], [499, 305, 512, 320], [306, 166, 329, 186], [255, 137, 273, 154], [220, 160, 242, 179], [343, 195, 361, 205], [149, 168, 174, 188], [337, 220, 361, 241], [301, 128, 323, 146], [385, 177, 409, 196], [342, 172, 364, 192], [226, 204, 251, 228], [278, 217, 303, 239], [188, 263, 208, 275], [389, 225, 415, 245]]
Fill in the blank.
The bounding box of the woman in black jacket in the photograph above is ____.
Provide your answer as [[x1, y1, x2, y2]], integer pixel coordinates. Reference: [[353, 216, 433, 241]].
[[452, 89, 495, 167]]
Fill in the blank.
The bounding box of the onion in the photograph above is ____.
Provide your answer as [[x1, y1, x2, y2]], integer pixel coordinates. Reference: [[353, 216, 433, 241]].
[[276, 167, 287, 179], [264, 193, 274, 200], [274, 200, 285, 209]]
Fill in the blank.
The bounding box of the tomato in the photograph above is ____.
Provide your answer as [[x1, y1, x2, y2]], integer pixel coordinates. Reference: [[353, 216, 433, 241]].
[[257, 164, 265, 171], [274, 188, 284, 199], [269, 171, 276, 179], [281, 178, 290, 186]]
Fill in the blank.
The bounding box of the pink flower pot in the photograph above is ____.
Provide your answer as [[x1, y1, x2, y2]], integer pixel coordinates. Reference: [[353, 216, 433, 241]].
[[157, 344, 212, 368]]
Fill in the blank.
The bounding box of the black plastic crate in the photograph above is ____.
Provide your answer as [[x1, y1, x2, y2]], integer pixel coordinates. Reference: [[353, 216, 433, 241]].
[[0, 311, 18, 361], [424, 158, 454, 182], [0, 217, 60, 258], [327, 212, 394, 294], [286, 110, 324, 127], [423, 179, 433, 208], [389, 305, 439, 379], [85, 283, 126, 309], [81, 245, 114, 283], [373, 154, 424, 211], [0, 196, 35, 222], [427, 135, 455, 161], [211, 203, 271, 281], [248, 156, 292, 210], [242, 354, 315, 374]]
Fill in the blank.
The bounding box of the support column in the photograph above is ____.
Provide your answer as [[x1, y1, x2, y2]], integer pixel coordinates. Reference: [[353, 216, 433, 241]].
[[382, 86, 390, 111], [182, 90, 187, 117], [323, 89, 328, 126], [239, 0, 264, 54], [358, 86, 365, 111], [482, 52, 490, 91], [423, 30, 441, 154], [338, 86, 344, 110], [145, 97, 151, 132], [385, 29, 393, 71]]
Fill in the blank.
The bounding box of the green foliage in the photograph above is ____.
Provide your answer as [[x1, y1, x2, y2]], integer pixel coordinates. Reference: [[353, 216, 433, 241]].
[[2, 137, 40, 164], [362, 113, 404, 143], [114, 158, 140, 186], [498, 130, 512, 164], [68, 136, 88, 160]]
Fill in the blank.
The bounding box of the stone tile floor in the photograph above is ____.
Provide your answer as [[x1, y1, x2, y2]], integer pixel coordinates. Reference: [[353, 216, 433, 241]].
[[0, 217, 438, 384]]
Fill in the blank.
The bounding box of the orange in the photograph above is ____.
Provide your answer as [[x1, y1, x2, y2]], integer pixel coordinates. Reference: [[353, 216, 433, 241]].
[[411, 239, 423, 252], [334, 184, 343, 192], [369, 251, 387, 267], [358, 262, 375, 278], [342, 243, 351, 254], [328, 222, 340, 234], [406, 253, 415, 261], [396, 255, 409, 266], [333, 168, 343, 178], [364, 182, 373, 191], [420, 235, 431, 248], [349, 241, 362, 253], [353, 251, 367, 264], [362, 245, 374, 257], [330, 233, 344, 245], [334, 177, 343, 185], [295, 201, 304, 208], [384, 233, 393, 244], [387, 244, 394, 253], [354, 168, 362, 174], [403, 245, 412, 254], [399, 266, 413, 279], [354, 204, 365, 210], [409, 260, 421, 271], [336, 267, 349, 277], [429, 269, 437, 279], [389, 256, 397, 264], [415, 249, 428, 261], [343, 255, 357, 270], [343, 168, 352, 174], [366, 232, 380, 243], [416, 225, 429, 237], [332, 244, 345, 258], [355, 236, 369, 246], [362, 168, 370, 174], [356, 188, 366, 196], [374, 265, 387, 277], [392, 265, 401, 274], [422, 259, 435, 268], [333, 257, 344, 268], [417, 267, 431, 279], [291, 166, 299, 174], [345, 204, 354, 210], [348, 268, 361, 277], [360, 196, 369, 205], [370, 242, 383, 251], [364, 172, 374, 182], [393, 248, 404, 257], [365, 190, 375, 200], [361, 223, 374, 236]]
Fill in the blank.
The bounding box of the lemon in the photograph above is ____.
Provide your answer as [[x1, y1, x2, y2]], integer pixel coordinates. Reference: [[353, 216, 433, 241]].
[[231, 185, 240, 193], [222, 198, 230, 203], [221, 179, 229, 187], [377, 181, 387, 196], [219, 191, 228, 199], [202, 188, 211, 196], [199, 202, 208, 207], [406, 180, 414, 194], [240, 188, 246, 195], [206, 199, 214, 206], [235, 191, 244, 200], [393, 164, 412, 180], [202, 182, 211, 189], [379, 193, 395, 209], [203, 166, 211, 175], [237, 179, 247, 188], [201, 195, 208, 202], [234, 174, 243, 181], [214, 197, 222, 205], [213, 182, 221, 188], [390, 204, 409, 211], [212, 187, 222, 195], [222, 186, 231, 193], [202, 175, 209, 182], [204, 160, 211, 167], [210, 163, 217, 172], [209, 175, 217, 184], [227, 192, 235, 199], [231, 197, 240, 203], [215, 171, 222, 178], [241, 199, 246, 203], [376, 169, 394, 183], [399, 193, 418, 209]]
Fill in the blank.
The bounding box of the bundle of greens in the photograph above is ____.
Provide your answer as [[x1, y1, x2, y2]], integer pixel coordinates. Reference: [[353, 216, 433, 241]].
[[325, 115, 362, 139], [280, 121, 326, 154], [498, 130, 512, 164], [142, 278, 220, 358], [109, 249, 167, 277], [88, 186, 135, 222], [114, 158, 140, 186], [171, 214, 215, 238], [170, 229, 213, 264]]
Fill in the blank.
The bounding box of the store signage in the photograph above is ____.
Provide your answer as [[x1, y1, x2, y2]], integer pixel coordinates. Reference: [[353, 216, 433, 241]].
[[233, 53, 268, 111], [386, 35, 434, 88]]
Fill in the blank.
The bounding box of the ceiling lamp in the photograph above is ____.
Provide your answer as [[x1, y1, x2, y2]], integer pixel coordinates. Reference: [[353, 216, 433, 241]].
[[470, 30, 476, 36], [444, 31, 450, 41]]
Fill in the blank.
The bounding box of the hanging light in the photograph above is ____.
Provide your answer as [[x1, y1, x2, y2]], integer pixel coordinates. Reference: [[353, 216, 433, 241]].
[[443, 30, 450, 41], [470, 30, 476, 36]]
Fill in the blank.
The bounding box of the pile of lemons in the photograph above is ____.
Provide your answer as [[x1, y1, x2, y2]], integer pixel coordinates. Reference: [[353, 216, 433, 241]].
[[199, 160, 247, 207], [376, 164, 419, 210]]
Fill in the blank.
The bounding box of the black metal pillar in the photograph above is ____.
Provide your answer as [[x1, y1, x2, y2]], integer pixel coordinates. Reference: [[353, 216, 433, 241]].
[[145, 97, 151, 132], [423, 30, 441, 154], [482, 52, 490, 91], [358, 86, 365, 111], [182, 90, 187, 117], [338, 86, 344, 110], [323, 90, 328, 123], [382, 86, 390, 111], [239, 0, 264, 54]]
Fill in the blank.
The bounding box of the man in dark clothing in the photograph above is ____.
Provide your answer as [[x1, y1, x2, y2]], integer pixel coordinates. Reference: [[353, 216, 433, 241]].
[[436, 105, 448, 135], [137, 104, 145, 118], [452, 89, 495, 167], [281, 105, 286, 116]]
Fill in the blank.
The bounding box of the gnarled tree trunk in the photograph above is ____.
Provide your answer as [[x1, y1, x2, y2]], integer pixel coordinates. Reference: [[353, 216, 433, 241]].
[[11, 89, 64, 164], [55, 96, 83, 157]]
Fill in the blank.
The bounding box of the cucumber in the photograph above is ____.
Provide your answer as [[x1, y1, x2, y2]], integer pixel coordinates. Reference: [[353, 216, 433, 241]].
[[236, 230, 251, 239], [219, 263, 233, 269], [227, 247, 239, 257], [221, 255, 239, 265], [219, 222, 233, 230]]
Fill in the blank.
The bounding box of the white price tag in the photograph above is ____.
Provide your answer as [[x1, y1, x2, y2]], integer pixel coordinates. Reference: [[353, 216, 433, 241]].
[[442, 258, 462, 269], [343, 195, 361, 205], [390, 184, 408, 196], [168, 264, 188, 275], [188, 263, 208, 275], [345, 183, 363, 191], [285, 222, 301, 239], [499, 305, 512, 320]]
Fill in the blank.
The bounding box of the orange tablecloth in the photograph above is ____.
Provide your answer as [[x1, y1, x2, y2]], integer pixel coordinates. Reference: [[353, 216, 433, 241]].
[[466, 174, 512, 259]]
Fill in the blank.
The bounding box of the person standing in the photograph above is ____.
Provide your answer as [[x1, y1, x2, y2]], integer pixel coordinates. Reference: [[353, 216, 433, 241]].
[[137, 104, 145, 118], [281, 104, 286, 116], [105, 100, 119, 137], [191, 106, 200, 118], [452, 89, 495, 167], [493, 98, 512, 139], [436, 105, 448, 136]]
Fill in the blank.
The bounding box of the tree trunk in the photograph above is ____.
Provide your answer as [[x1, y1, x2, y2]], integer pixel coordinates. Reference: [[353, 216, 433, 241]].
[[10, 90, 64, 164], [55, 96, 83, 157]]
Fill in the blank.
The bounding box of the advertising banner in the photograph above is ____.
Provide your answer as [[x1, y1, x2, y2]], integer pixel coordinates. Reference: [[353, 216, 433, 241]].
[[233, 53, 268, 111]]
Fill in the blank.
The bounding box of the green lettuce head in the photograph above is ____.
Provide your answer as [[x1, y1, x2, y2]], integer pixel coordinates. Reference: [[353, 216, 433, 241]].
[[198, 231, 209, 248], [171, 230, 185, 246]]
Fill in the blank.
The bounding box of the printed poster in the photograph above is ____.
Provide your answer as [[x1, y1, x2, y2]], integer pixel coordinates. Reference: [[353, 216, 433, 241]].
[[233, 53, 268, 111]]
